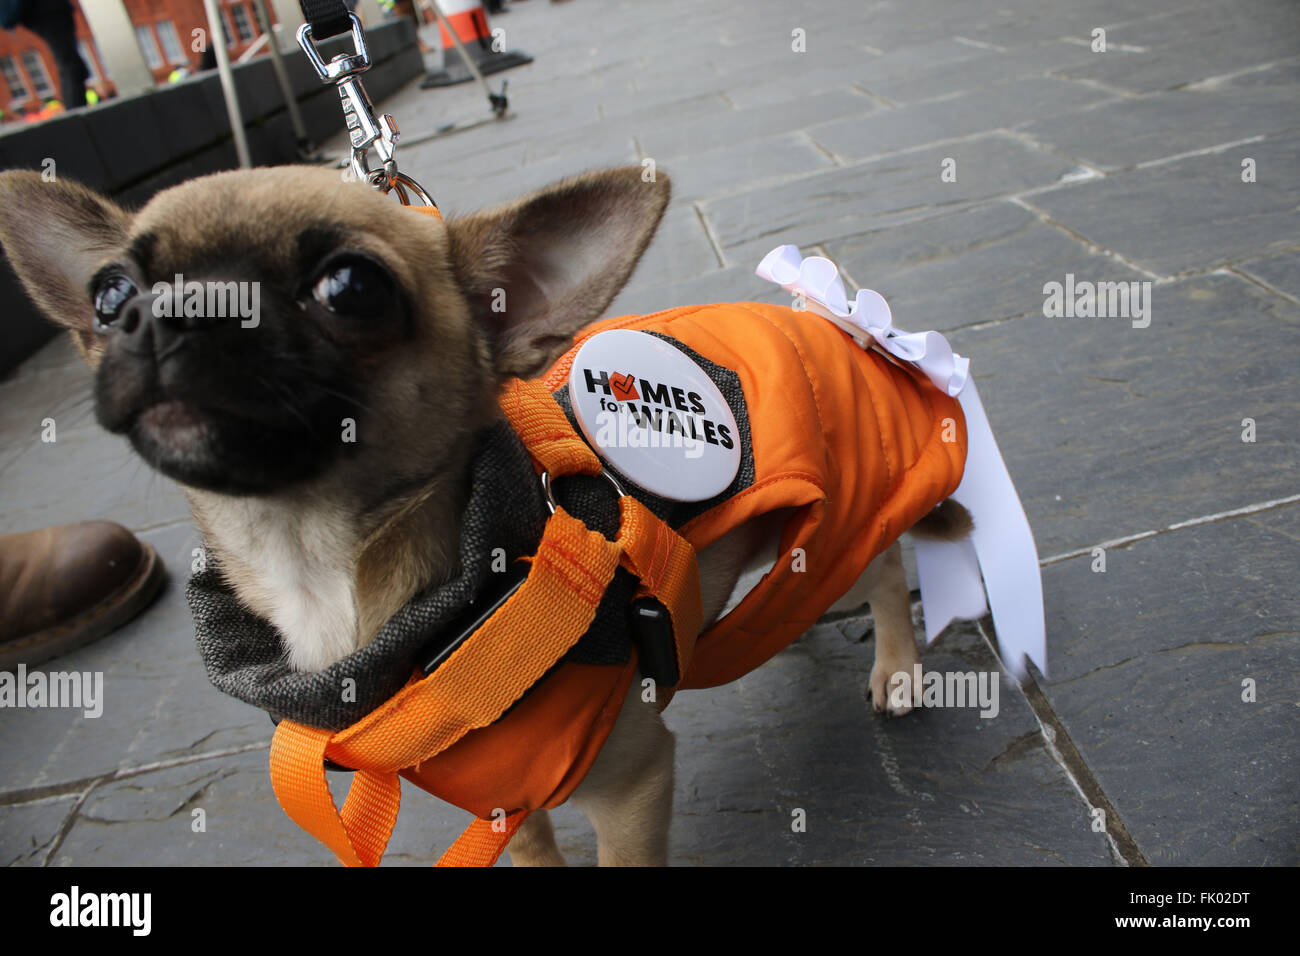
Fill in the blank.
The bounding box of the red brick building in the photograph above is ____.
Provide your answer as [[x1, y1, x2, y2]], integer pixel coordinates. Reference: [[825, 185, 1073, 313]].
[[0, 1, 277, 122]]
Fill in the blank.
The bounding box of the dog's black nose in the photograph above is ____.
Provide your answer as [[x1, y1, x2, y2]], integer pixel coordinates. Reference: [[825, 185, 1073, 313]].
[[113, 296, 157, 357], [114, 298, 145, 336], [113, 288, 227, 361]]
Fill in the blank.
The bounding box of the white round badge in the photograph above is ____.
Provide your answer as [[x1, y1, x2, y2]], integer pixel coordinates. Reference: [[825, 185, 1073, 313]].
[[568, 330, 742, 502]]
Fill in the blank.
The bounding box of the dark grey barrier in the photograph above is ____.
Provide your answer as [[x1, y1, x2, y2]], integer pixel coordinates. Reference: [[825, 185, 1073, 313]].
[[0, 18, 422, 373]]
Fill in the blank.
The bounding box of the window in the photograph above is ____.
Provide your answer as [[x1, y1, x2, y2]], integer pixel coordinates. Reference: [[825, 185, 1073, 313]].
[[76, 40, 100, 83], [155, 21, 187, 66], [0, 55, 29, 101], [134, 25, 165, 70], [229, 4, 256, 44], [220, 10, 235, 48], [20, 50, 53, 98]]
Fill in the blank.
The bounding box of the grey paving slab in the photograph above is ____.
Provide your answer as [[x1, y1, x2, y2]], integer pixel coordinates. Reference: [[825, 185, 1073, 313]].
[[623, 203, 721, 292], [721, 66, 881, 111], [521, 93, 730, 165], [1038, 504, 1300, 864], [635, 89, 874, 162], [812, 77, 1113, 162], [0, 405, 191, 537], [40, 734, 601, 867], [1215, 57, 1300, 91], [710, 39, 971, 104], [664, 132, 835, 203], [440, 97, 604, 155], [49, 745, 556, 867], [856, 40, 1102, 106], [847, 0, 1199, 50], [945, 272, 1300, 558], [1237, 250, 1300, 303], [0, 334, 98, 490], [429, 138, 642, 216], [0, 797, 77, 867], [0, 332, 190, 535], [1022, 77, 1300, 172], [607, 262, 790, 321], [1051, 0, 1300, 94], [666, 619, 1112, 865], [49, 747, 318, 866], [696, 47, 881, 96], [824, 200, 1148, 331], [0, 328, 83, 381], [702, 0, 1199, 102], [0, 522, 269, 795], [704, 133, 1083, 267], [404, 133, 528, 185], [1026, 131, 1300, 277]]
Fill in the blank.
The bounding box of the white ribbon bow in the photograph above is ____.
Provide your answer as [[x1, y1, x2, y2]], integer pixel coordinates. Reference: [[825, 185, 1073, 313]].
[[756, 245, 970, 397], [755, 245, 1047, 680]]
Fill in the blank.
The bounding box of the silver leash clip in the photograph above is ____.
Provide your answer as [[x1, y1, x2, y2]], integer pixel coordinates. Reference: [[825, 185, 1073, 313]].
[[297, 13, 434, 207]]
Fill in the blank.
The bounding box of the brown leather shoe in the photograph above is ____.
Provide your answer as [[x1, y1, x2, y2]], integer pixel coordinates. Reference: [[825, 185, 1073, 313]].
[[0, 521, 166, 669]]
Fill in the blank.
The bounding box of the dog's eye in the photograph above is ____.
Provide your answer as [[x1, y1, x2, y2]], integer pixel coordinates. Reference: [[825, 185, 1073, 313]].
[[93, 274, 137, 328], [311, 257, 396, 320]]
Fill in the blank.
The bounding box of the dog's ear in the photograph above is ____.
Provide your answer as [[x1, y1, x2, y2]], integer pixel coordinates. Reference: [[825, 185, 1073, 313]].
[[445, 166, 670, 379], [0, 171, 130, 348]]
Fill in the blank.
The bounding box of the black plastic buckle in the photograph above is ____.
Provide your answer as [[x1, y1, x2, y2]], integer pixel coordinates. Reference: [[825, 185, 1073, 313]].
[[628, 596, 679, 688]]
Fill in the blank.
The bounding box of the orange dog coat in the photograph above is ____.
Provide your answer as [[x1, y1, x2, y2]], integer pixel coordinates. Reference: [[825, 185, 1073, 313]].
[[266, 299, 968, 866]]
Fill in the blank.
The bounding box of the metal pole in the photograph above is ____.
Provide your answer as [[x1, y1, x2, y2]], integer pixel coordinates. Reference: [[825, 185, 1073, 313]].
[[79, 0, 154, 97], [424, 0, 493, 96], [202, 0, 252, 169], [252, 0, 308, 143]]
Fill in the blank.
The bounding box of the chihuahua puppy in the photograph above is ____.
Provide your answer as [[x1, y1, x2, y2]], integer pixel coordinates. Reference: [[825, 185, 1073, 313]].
[[0, 165, 968, 866]]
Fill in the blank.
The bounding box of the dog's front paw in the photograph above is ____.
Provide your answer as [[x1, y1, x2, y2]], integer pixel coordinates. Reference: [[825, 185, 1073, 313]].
[[868, 653, 921, 717]]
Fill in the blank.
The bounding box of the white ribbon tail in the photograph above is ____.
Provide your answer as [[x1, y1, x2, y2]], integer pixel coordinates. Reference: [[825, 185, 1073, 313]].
[[915, 535, 987, 644], [942, 380, 1046, 680], [756, 243, 1047, 679]]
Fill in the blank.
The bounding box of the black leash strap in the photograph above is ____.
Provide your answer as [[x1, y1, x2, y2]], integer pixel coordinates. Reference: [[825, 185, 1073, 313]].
[[299, 0, 353, 39]]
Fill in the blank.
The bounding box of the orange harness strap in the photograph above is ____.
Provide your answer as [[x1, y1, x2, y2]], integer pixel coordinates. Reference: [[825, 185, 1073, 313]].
[[436, 810, 530, 867], [499, 378, 602, 477], [269, 721, 402, 867], [410, 204, 444, 223], [268, 378, 701, 866]]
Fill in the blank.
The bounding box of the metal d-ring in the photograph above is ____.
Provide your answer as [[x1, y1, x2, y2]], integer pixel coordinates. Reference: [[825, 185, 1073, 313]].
[[387, 171, 436, 207], [540, 468, 628, 515]]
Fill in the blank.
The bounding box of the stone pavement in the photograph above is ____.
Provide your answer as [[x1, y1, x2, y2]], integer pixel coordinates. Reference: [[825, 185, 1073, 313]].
[[2, 0, 1297, 866]]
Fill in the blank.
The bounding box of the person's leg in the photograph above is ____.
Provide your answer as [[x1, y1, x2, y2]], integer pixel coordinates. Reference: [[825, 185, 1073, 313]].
[[20, 0, 89, 107]]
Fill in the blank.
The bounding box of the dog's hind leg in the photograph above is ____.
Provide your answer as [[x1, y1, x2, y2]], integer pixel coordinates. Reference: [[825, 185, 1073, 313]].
[[859, 499, 973, 715], [570, 684, 675, 866], [835, 541, 922, 717], [508, 810, 568, 867]]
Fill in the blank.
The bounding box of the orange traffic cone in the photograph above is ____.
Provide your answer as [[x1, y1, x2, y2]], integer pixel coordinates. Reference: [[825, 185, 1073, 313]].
[[420, 0, 532, 88]]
